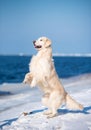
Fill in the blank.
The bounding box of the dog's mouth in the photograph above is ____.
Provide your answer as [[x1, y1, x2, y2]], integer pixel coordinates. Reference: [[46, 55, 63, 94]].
[[34, 45, 42, 49], [33, 41, 42, 49]]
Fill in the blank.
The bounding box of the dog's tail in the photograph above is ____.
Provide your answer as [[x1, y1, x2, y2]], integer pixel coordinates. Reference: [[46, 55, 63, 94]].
[[65, 93, 83, 110]]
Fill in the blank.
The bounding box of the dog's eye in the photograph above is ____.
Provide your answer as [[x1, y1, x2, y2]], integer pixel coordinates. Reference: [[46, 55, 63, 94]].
[[40, 39, 42, 41]]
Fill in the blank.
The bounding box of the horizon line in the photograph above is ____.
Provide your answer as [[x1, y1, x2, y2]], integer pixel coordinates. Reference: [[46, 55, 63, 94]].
[[0, 53, 91, 57]]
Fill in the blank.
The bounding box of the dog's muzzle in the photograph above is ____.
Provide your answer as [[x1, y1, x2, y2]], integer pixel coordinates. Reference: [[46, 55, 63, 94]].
[[33, 41, 42, 49]]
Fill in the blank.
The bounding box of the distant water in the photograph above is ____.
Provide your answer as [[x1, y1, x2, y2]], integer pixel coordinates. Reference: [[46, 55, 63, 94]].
[[0, 55, 91, 84]]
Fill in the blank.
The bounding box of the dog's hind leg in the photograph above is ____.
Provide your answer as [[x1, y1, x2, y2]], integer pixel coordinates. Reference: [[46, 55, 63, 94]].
[[42, 94, 52, 115], [42, 94, 50, 107], [47, 93, 63, 118], [43, 109, 52, 115]]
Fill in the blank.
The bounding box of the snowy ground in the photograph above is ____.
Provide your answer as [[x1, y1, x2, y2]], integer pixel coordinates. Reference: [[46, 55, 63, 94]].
[[0, 74, 91, 130]]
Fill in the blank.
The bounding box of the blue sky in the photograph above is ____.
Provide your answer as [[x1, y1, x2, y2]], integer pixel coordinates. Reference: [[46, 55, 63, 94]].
[[0, 0, 91, 55]]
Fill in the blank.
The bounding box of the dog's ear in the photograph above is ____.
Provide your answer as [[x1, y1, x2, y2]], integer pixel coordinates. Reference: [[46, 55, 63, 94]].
[[45, 39, 51, 48]]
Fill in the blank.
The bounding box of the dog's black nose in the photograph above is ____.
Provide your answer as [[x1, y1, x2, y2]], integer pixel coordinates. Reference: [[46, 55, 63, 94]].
[[33, 40, 36, 44]]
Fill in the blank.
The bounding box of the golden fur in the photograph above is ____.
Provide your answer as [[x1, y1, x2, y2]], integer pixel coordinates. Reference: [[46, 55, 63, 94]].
[[23, 37, 83, 118]]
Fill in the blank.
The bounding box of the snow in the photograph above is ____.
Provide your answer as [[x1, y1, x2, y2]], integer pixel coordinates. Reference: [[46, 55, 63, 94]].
[[0, 74, 91, 130]]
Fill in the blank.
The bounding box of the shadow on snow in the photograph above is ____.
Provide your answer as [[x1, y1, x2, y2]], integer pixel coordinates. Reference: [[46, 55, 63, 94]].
[[58, 106, 91, 115], [0, 106, 91, 129]]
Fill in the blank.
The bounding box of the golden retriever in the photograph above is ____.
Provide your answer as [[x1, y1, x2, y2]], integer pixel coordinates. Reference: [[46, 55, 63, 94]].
[[23, 37, 83, 118]]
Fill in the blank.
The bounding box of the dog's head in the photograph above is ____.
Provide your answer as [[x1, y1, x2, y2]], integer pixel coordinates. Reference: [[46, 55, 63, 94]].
[[33, 37, 51, 50]]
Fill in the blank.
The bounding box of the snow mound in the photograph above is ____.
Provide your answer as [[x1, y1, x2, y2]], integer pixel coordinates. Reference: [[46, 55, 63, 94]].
[[0, 74, 91, 130]]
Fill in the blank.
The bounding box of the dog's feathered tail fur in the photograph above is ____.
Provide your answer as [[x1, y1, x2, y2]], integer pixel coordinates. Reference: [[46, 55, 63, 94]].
[[66, 94, 83, 110]]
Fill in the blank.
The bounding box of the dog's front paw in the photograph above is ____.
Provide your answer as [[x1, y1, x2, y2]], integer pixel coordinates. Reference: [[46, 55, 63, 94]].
[[23, 73, 33, 84], [30, 78, 37, 87]]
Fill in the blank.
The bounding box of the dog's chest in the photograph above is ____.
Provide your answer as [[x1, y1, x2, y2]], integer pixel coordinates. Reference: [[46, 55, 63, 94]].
[[29, 56, 51, 78]]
